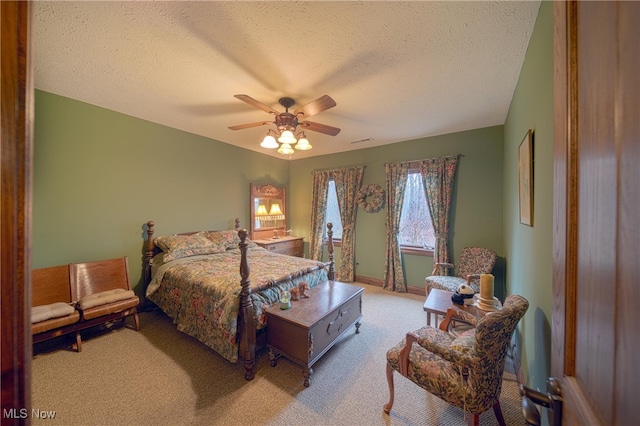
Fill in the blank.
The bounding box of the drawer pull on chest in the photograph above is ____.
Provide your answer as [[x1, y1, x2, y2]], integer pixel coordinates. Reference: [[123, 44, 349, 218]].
[[327, 307, 350, 336]]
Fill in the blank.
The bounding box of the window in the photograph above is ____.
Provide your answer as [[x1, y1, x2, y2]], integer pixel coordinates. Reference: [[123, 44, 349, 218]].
[[399, 172, 435, 251], [324, 180, 343, 240]]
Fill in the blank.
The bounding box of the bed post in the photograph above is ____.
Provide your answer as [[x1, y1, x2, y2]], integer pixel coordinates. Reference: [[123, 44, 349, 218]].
[[238, 229, 256, 380], [234, 217, 240, 230], [327, 222, 335, 281], [143, 221, 155, 289]]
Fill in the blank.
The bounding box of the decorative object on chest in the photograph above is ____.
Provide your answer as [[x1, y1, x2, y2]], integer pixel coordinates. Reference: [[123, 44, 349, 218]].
[[253, 236, 304, 258]]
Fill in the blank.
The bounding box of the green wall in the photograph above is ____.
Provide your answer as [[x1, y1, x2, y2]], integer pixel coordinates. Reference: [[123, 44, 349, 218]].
[[33, 91, 290, 293], [289, 126, 505, 292], [503, 0, 553, 391], [34, 91, 504, 296]]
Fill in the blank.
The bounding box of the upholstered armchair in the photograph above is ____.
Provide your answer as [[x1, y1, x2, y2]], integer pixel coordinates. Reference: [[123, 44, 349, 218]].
[[384, 294, 529, 426], [425, 247, 497, 295]]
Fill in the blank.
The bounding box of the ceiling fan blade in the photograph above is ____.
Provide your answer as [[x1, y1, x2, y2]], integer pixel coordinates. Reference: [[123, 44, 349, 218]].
[[228, 121, 273, 131], [234, 94, 279, 115], [299, 121, 341, 136], [294, 95, 336, 118]]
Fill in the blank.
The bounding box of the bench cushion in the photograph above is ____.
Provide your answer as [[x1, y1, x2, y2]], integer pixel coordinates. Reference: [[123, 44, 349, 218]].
[[78, 289, 136, 310], [32, 302, 76, 324]]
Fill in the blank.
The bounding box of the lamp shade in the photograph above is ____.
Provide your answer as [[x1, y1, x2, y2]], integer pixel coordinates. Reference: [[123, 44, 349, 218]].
[[260, 128, 313, 155], [256, 205, 268, 216], [260, 135, 279, 149], [277, 143, 294, 155], [269, 203, 283, 215], [278, 130, 297, 144], [295, 136, 312, 150]]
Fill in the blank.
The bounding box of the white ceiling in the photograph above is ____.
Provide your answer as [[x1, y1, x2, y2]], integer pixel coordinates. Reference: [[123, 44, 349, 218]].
[[33, 1, 541, 160]]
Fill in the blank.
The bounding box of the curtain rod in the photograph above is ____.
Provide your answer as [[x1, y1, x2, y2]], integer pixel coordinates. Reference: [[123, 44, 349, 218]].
[[384, 154, 461, 167]]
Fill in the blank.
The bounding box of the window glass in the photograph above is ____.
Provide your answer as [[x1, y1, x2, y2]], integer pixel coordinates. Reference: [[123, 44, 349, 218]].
[[399, 172, 435, 249], [324, 180, 343, 239]]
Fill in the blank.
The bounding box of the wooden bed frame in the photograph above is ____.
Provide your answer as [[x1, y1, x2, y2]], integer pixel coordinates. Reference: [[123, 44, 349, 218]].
[[143, 219, 335, 380]]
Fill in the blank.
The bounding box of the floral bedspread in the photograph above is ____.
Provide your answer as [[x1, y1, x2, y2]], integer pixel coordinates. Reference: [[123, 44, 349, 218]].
[[146, 246, 328, 363]]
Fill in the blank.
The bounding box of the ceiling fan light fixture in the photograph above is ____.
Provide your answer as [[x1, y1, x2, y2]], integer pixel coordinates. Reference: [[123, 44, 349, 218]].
[[278, 130, 296, 144], [277, 143, 294, 155], [230, 94, 339, 156], [260, 134, 279, 149]]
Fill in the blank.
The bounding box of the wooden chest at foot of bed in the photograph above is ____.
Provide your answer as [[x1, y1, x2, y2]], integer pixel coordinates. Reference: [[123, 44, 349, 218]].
[[265, 281, 363, 387], [253, 236, 304, 257]]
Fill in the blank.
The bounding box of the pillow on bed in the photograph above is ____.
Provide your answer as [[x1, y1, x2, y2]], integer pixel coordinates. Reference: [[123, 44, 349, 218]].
[[154, 234, 226, 262], [202, 230, 242, 250]]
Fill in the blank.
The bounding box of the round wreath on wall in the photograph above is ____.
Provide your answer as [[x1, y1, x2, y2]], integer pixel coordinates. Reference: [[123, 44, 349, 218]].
[[357, 184, 385, 213]]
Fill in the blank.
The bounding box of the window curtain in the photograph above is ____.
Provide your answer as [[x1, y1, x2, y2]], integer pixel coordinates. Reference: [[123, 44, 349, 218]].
[[421, 156, 459, 269], [333, 166, 364, 282], [383, 162, 410, 292], [309, 171, 330, 261]]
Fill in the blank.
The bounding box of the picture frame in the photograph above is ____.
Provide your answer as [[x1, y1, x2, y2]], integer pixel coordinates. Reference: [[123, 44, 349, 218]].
[[518, 129, 534, 226]]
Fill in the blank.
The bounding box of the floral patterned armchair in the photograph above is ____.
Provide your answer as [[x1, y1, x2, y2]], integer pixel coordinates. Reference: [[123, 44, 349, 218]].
[[383, 294, 529, 426], [425, 247, 497, 295]]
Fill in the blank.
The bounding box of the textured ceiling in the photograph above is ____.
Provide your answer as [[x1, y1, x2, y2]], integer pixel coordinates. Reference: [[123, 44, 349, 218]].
[[33, 1, 541, 160]]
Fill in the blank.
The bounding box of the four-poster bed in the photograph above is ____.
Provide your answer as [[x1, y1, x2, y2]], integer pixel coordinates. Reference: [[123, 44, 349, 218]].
[[143, 219, 335, 380]]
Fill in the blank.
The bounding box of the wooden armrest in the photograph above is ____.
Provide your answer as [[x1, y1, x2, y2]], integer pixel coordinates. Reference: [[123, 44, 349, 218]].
[[431, 262, 455, 275], [465, 274, 481, 285], [439, 307, 458, 331], [398, 331, 418, 377], [439, 307, 477, 332]]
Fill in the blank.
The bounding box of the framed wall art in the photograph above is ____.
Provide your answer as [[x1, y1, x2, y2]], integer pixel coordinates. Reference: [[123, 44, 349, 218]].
[[518, 129, 533, 226]]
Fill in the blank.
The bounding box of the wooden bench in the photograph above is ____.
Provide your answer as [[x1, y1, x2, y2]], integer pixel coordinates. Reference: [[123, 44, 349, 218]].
[[31, 256, 140, 351], [32, 265, 82, 350], [71, 256, 140, 335]]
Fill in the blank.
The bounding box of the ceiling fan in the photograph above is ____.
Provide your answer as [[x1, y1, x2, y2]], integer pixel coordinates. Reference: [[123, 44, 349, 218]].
[[228, 94, 340, 154]]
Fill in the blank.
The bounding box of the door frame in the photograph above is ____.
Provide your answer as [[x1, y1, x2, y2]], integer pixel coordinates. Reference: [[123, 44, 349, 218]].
[[1, 1, 33, 423], [552, 1, 618, 423]]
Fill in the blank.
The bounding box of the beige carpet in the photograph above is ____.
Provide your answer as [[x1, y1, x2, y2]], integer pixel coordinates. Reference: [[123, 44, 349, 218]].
[[32, 283, 526, 425]]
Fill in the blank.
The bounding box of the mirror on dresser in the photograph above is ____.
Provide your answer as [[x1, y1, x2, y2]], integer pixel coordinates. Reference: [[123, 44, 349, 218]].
[[250, 183, 304, 257], [250, 183, 287, 240]]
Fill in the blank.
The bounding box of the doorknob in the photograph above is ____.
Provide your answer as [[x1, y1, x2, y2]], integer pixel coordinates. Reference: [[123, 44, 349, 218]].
[[520, 377, 563, 426]]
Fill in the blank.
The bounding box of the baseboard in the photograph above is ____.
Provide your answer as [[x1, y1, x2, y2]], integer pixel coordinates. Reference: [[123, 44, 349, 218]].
[[354, 275, 383, 287], [354, 275, 424, 296], [404, 285, 424, 296], [510, 338, 526, 387]]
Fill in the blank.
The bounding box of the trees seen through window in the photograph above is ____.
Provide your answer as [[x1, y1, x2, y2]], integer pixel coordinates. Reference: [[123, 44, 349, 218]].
[[324, 174, 435, 251], [399, 172, 435, 249], [324, 180, 343, 240]]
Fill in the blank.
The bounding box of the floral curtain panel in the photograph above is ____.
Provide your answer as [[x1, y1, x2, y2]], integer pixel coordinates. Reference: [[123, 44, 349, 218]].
[[383, 162, 410, 292], [421, 156, 458, 268], [333, 166, 364, 282], [309, 171, 330, 261], [309, 166, 365, 282], [383, 155, 458, 291]]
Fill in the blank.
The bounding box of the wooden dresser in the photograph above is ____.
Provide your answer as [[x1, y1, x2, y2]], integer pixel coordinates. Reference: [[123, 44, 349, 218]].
[[253, 236, 304, 257]]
